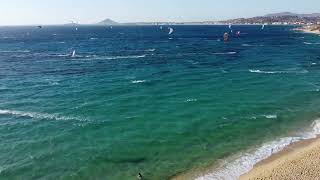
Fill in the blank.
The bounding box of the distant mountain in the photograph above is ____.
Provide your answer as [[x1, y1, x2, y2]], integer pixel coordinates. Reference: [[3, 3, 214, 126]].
[[265, 12, 298, 17], [219, 12, 320, 25], [97, 19, 119, 25], [265, 12, 320, 18]]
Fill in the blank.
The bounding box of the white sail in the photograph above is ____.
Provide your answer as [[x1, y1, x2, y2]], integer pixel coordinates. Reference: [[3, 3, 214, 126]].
[[71, 50, 76, 57], [261, 24, 265, 30], [229, 24, 232, 29], [168, 27, 174, 35]]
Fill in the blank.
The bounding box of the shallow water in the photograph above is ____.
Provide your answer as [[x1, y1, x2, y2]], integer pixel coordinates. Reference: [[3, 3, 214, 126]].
[[1, 25, 320, 179]]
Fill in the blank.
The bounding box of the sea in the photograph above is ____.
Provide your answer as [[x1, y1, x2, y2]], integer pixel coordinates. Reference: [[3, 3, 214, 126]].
[[1, 25, 320, 180]]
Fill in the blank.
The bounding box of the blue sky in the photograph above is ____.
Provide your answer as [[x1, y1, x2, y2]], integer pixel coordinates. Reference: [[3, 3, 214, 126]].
[[1, 0, 319, 25]]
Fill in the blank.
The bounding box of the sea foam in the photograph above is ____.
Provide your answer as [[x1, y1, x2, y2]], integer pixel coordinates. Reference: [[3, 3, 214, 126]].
[[212, 52, 237, 55], [131, 80, 146, 84], [303, 42, 320, 45], [196, 119, 320, 180], [0, 109, 85, 122], [77, 55, 147, 60], [0, 50, 30, 53], [249, 69, 308, 74]]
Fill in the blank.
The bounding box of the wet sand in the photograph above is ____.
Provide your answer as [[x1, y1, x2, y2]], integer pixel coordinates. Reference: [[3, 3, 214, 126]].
[[240, 137, 320, 180]]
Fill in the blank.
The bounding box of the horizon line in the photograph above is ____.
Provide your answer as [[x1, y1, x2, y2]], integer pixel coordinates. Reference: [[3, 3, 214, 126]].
[[1, 11, 319, 26]]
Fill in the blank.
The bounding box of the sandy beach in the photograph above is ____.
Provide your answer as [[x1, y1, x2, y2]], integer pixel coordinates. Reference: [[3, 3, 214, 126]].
[[240, 137, 320, 180], [295, 26, 320, 35]]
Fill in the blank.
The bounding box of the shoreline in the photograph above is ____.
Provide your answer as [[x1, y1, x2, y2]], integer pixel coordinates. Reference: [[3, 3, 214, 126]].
[[240, 136, 320, 179], [172, 28, 320, 180], [294, 26, 320, 35], [172, 118, 320, 180]]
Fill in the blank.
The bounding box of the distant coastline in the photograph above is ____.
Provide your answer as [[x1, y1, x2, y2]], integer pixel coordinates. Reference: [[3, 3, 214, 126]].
[[295, 25, 320, 35], [1, 12, 319, 27]]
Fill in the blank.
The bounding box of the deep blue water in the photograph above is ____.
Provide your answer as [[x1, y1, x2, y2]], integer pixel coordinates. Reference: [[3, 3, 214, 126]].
[[1, 25, 320, 179]]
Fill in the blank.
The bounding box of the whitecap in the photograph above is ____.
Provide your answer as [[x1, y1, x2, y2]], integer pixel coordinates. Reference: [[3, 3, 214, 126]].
[[0, 50, 30, 53], [77, 55, 146, 60], [249, 69, 277, 74], [263, 114, 278, 119], [106, 55, 146, 60], [304, 42, 320, 45], [196, 118, 320, 180], [48, 53, 70, 57], [49, 82, 59, 86], [0, 109, 86, 122], [249, 69, 308, 74], [145, 49, 156, 52], [131, 80, 146, 84], [212, 52, 237, 55], [185, 99, 198, 102]]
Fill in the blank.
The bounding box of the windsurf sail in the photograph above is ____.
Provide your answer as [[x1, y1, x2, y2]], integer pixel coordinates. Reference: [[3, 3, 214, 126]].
[[229, 24, 233, 33], [168, 27, 174, 35], [71, 50, 76, 57]]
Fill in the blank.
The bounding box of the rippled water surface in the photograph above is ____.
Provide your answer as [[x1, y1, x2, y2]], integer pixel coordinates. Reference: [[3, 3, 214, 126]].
[[1, 25, 320, 179]]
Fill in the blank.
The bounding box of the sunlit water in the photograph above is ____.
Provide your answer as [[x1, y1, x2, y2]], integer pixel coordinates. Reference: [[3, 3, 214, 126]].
[[1, 25, 320, 179]]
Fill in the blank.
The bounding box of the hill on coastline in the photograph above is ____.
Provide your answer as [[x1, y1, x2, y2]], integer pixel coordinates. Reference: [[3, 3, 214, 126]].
[[265, 12, 320, 18], [57, 12, 320, 27], [220, 12, 320, 25], [96, 18, 118, 25]]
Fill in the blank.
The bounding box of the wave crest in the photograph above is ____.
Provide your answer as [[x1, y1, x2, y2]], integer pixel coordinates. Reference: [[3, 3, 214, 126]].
[[304, 42, 320, 45], [249, 69, 308, 74], [196, 119, 320, 180], [0, 109, 86, 122], [131, 80, 146, 84], [75, 55, 147, 60], [212, 52, 237, 55]]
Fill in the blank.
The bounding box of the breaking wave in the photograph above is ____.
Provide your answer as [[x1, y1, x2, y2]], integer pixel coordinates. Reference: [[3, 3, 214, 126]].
[[0, 50, 30, 53], [212, 52, 237, 55], [131, 80, 146, 84], [196, 118, 320, 180], [304, 42, 320, 45], [0, 109, 86, 122], [249, 69, 308, 74]]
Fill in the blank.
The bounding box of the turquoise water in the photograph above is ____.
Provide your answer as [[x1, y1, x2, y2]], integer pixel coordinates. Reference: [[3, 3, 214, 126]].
[[0, 25, 320, 179]]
